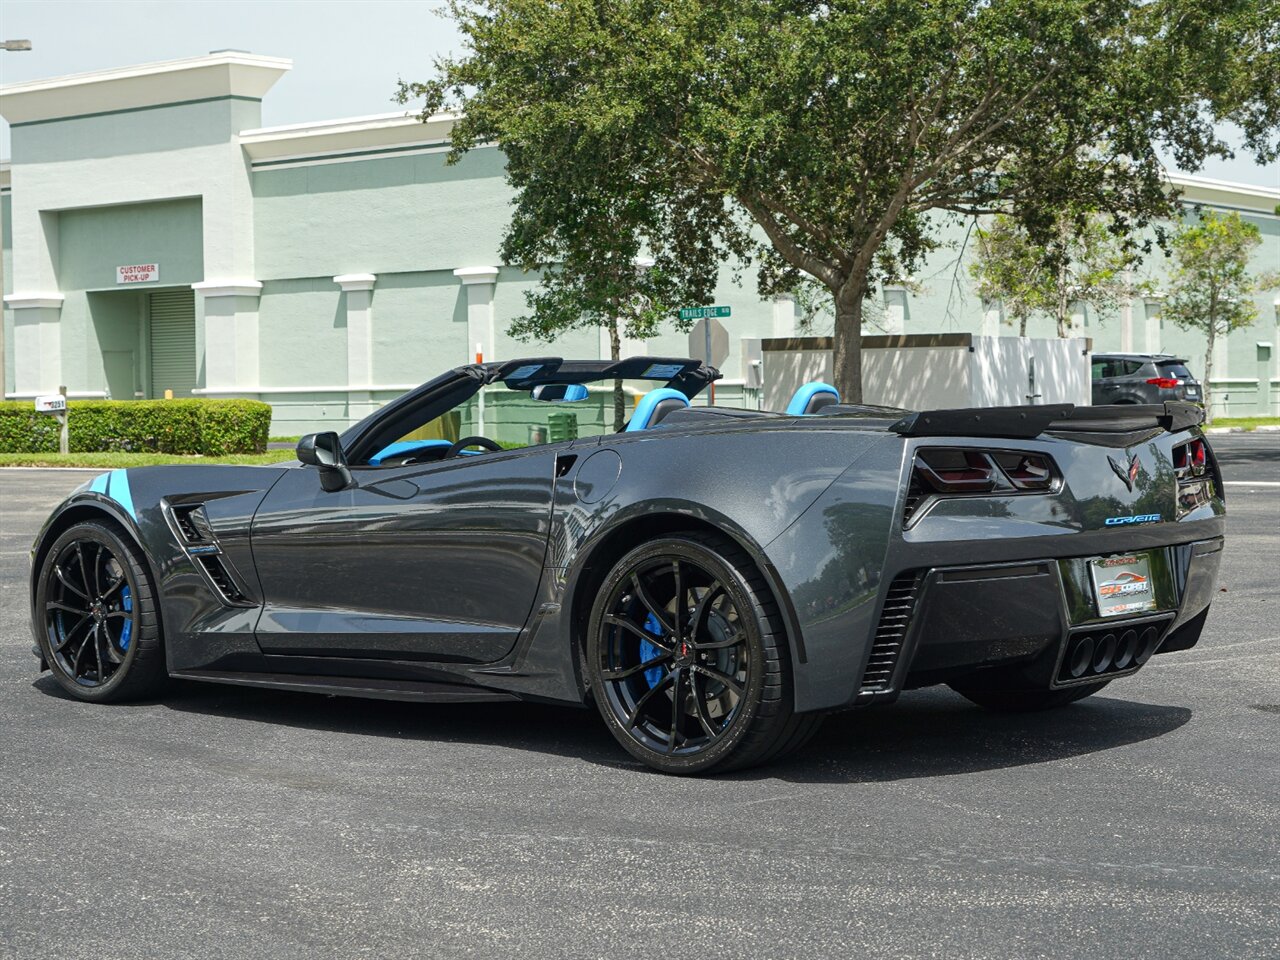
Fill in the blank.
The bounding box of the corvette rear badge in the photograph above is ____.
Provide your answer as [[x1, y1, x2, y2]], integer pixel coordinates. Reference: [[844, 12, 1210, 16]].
[[1108, 451, 1141, 492]]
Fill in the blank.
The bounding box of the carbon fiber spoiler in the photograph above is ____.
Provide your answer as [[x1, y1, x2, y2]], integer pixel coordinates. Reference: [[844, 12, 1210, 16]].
[[889, 401, 1205, 439]]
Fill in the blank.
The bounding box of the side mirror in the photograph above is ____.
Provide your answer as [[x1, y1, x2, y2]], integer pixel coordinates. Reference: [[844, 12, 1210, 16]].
[[296, 432, 353, 492], [531, 383, 589, 402]]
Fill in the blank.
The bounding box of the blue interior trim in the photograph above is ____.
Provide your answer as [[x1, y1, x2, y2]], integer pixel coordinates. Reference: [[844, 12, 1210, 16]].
[[368, 439, 451, 466], [786, 382, 840, 416], [626, 388, 690, 432]]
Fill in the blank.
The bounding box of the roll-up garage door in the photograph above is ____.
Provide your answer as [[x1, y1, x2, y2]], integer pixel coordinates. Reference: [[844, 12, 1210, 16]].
[[148, 289, 197, 398]]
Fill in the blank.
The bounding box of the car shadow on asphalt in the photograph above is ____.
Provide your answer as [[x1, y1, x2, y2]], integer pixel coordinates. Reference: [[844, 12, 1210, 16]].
[[33, 673, 1190, 783], [735, 688, 1192, 784]]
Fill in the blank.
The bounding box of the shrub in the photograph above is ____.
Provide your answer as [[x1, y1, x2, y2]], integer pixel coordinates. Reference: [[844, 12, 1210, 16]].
[[0, 398, 273, 455]]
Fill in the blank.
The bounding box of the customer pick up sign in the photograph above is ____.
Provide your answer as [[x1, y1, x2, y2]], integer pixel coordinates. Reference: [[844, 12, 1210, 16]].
[[116, 263, 159, 284]]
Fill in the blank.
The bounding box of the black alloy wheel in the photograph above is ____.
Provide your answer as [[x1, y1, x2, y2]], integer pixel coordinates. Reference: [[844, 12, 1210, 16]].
[[587, 532, 821, 775], [36, 520, 166, 702]]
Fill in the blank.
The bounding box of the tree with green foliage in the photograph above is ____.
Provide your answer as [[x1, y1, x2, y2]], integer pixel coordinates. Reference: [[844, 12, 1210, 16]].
[[400, 0, 1280, 402], [970, 208, 1140, 337], [1164, 211, 1278, 423]]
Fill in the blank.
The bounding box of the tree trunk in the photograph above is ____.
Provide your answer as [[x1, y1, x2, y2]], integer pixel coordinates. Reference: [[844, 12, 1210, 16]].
[[1203, 298, 1217, 426], [1056, 273, 1071, 338], [1019, 311, 1028, 337], [609, 319, 625, 431], [832, 296, 864, 403]]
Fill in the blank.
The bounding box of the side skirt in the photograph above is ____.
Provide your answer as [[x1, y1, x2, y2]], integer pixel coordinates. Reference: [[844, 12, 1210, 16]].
[[170, 670, 522, 704]]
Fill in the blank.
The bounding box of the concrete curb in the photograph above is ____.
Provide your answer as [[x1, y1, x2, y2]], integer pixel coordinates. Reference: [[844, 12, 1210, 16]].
[[0, 466, 106, 472], [1205, 427, 1244, 434], [1254, 425, 1280, 433]]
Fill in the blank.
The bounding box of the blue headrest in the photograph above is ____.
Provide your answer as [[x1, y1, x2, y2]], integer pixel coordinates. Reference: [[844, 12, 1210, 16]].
[[626, 388, 690, 432], [786, 382, 840, 416]]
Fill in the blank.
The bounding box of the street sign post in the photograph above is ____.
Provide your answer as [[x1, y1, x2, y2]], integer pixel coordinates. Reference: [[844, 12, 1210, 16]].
[[35, 387, 69, 453], [682, 306, 731, 403]]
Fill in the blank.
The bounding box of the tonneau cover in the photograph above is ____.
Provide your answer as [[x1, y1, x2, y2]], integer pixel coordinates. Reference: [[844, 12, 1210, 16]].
[[889, 401, 1204, 439]]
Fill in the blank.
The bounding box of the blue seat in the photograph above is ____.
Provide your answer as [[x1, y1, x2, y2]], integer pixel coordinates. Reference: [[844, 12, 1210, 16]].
[[786, 382, 840, 416], [367, 439, 452, 465], [625, 388, 690, 431]]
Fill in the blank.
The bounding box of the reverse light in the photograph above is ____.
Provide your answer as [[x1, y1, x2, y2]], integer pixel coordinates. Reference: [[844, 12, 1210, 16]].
[[1146, 377, 1181, 389], [991, 452, 1055, 491]]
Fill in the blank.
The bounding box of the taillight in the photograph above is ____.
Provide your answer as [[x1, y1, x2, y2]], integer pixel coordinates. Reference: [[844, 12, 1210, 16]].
[[915, 449, 996, 492], [1173, 438, 1207, 479], [1146, 377, 1180, 388], [912, 448, 1058, 498], [1172, 436, 1217, 516]]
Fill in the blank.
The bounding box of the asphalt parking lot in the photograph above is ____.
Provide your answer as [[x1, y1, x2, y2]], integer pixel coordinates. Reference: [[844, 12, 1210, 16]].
[[1, 434, 1277, 960]]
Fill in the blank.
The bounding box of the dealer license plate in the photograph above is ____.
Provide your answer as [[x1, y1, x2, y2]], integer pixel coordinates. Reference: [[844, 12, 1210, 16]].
[[1089, 553, 1158, 618]]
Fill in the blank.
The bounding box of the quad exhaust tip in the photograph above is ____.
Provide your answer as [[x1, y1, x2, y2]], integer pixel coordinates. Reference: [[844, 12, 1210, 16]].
[[1061, 625, 1163, 682]]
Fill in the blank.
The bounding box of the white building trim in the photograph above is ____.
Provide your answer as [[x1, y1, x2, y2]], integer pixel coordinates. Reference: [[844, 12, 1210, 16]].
[[239, 111, 459, 165], [3, 294, 65, 309], [0, 51, 291, 125], [453, 265, 501, 285], [193, 384, 419, 396], [5, 390, 107, 399], [192, 280, 264, 298], [1167, 173, 1280, 216], [333, 273, 377, 292]]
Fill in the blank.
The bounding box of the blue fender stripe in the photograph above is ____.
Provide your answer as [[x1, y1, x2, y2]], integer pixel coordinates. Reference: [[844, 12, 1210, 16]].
[[89, 469, 135, 518]]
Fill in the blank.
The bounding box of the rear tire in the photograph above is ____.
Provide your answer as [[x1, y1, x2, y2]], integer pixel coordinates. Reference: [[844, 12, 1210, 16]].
[[35, 520, 167, 703], [586, 531, 819, 775], [948, 673, 1110, 712]]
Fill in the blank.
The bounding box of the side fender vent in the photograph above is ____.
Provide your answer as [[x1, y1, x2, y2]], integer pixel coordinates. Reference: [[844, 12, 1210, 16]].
[[171, 504, 215, 543], [166, 502, 252, 607], [860, 572, 924, 694], [195, 555, 249, 605]]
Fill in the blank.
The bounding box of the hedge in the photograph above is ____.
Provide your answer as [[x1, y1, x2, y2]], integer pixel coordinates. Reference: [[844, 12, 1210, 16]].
[[0, 398, 273, 455]]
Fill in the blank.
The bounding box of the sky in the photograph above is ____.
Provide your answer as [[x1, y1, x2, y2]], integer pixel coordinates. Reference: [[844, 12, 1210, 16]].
[[1, 0, 1277, 190]]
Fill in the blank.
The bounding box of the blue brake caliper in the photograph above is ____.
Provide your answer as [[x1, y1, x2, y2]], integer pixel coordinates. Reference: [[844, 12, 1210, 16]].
[[638, 613, 666, 689], [118, 585, 133, 651]]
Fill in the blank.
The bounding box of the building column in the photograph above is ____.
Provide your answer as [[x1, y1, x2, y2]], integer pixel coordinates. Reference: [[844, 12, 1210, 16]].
[[1273, 299, 1280, 416], [453, 266, 499, 363], [981, 299, 1003, 338], [1143, 295, 1164, 354], [334, 273, 378, 422], [883, 285, 908, 335], [772, 294, 795, 338], [1119, 272, 1134, 352], [1068, 302, 1086, 338], [192, 281, 262, 392], [2, 295, 63, 396], [1257, 341, 1273, 418], [605, 256, 654, 359]]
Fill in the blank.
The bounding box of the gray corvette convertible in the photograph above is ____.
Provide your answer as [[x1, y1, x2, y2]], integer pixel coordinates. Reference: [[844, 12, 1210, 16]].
[[30, 356, 1224, 774]]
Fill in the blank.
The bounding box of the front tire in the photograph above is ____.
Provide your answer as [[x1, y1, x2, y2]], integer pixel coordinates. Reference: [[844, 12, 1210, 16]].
[[586, 531, 820, 775], [35, 520, 167, 702]]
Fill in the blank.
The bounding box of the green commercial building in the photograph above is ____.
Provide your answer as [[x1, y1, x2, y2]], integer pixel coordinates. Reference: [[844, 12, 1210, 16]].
[[2, 51, 1278, 433]]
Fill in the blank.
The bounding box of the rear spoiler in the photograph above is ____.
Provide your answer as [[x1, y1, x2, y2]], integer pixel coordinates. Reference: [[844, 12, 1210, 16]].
[[889, 401, 1204, 439]]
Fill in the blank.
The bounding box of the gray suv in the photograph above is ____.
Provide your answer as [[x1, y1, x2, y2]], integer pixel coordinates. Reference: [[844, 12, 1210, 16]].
[[1091, 353, 1203, 406]]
